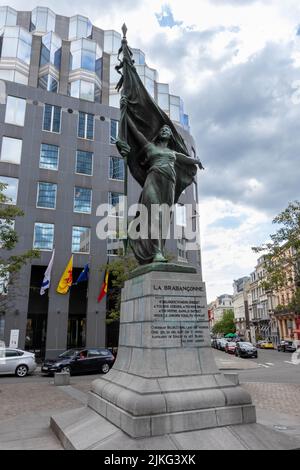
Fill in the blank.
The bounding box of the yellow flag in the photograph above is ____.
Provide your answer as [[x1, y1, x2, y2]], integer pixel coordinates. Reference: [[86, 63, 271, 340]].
[[57, 256, 73, 295]]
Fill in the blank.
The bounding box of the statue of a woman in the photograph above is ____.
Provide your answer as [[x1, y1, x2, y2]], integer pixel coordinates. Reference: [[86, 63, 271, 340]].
[[117, 97, 203, 265]]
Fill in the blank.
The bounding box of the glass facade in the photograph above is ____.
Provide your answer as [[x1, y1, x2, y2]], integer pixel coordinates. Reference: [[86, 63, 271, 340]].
[[110, 119, 119, 144], [0, 7, 17, 28], [70, 80, 99, 102], [109, 156, 124, 181], [0, 26, 32, 65], [69, 15, 92, 41], [72, 226, 90, 253], [39, 74, 58, 93], [177, 237, 188, 262], [74, 187, 92, 213], [107, 237, 124, 256], [37, 182, 57, 209], [39, 144, 59, 170], [31, 7, 56, 33], [104, 31, 121, 54], [70, 39, 102, 74], [5, 96, 26, 126], [0, 176, 18, 204], [0, 136, 22, 165], [33, 223, 54, 250], [76, 150, 93, 176], [40, 32, 61, 69], [78, 112, 94, 139], [43, 104, 61, 133]]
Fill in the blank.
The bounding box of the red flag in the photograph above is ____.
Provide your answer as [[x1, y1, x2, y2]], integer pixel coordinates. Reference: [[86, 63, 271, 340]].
[[98, 270, 109, 303]]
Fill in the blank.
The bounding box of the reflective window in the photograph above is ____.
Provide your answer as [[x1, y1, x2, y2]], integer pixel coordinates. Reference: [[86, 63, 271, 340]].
[[0, 218, 14, 249], [76, 151, 93, 176], [39, 75, 58, 93], [40, 32, 61, 69], [0, 69, 28, 85], [72, 226, 90, 253], [0, 26, 32, 65], [31, 7, 56, 33], [0, 315, 5, 339], [70, 39, 102, 74], [110, 119, 119, 144], [104, 31, 121, 54], [78, 112, 94, 140], [5, 96, 26, 126], [177, 237, 188, 262], [0, 176, 18, 204], [108, 192, 124, 217], [1, 137, 22, 165], [107, 237, 124, 256], [33, 223, 54, 250], [69, 80, 99, 103], [39, 144, 59, 170], [0, 7, 17, 28], [176, 204, 187, 227], [43, 104, 61, 133], [109, 156, 124, 181], [74, 187, 92, 214], [37, 182, 57, 209], [69, 15, 92, 40]]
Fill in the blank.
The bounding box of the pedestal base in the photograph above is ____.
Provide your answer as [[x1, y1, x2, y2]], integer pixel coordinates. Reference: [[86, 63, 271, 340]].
[[89, 270, 256, 437]]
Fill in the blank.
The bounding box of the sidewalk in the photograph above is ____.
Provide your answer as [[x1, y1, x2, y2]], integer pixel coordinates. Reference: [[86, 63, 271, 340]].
[[0, 377, 299, 449]]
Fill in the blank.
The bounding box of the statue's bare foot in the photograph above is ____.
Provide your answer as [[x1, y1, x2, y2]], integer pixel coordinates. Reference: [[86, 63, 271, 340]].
[[153, 252, 168, 263]]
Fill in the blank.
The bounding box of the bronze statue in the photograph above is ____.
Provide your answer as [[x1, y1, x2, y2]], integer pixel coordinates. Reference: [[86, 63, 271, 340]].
[[115, 26, 203, 265]]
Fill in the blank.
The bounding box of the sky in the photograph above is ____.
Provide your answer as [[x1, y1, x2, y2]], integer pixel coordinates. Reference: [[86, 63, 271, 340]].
[[4, 0, 300, 301]]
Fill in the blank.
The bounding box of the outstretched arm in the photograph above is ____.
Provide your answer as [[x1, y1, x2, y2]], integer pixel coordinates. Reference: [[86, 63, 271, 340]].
[[176, 152, 205, 170]]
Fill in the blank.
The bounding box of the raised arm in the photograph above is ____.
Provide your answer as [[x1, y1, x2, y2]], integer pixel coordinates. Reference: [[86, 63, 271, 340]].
[[176, 152, 205, 170]]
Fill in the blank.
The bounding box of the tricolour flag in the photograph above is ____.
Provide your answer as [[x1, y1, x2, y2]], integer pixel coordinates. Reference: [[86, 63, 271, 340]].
[[56, 255, 73, 295], [97, 270, 109, 303], [40, 249, 55, 296]]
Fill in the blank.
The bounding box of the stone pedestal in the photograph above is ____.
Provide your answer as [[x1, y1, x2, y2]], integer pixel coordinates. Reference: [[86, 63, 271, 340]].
[[88, 270, 256, 438]]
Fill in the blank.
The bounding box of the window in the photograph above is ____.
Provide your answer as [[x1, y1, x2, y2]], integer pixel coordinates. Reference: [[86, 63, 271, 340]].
[[1, 137, 22, 164], [176, 204, 187, 227], [0, 315, 4, 341], [74, 187, 92, 214], [108, 192, 124, 217], [43, 104, 61, 133], [40, 32, 61, 69], [72, 226, 90, 253], [0, 7, 17, 28], [109, 156, 124, 181], [39, 75, 58, 93], [69, 15, 92, 40], [31, 7, 56, 33], [107, 237, 124, 256], [37, 182, 57, 209], [0, 271, 9, 295], [5, 96, 26, 126], [70, 38, 102, 73], [39, 144, 59, 170], [70, 80, 96, 102], [0, 176, 18, 204], [78, 112, 94, 139], [76, 151, 93, 176], [33, 223, 54, 250], [177, 237, 188, 262], [0, 26, 32, 65], [110, 119, 119, 144]]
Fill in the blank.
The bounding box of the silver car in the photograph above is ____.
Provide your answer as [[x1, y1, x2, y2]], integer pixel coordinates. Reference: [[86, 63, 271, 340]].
[[0, 348, 37, 377]]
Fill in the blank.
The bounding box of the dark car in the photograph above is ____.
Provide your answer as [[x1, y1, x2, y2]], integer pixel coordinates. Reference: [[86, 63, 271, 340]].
[[41, 348, 115, 375], [235, 342, 257, 358], [277, 341, 297, 353]]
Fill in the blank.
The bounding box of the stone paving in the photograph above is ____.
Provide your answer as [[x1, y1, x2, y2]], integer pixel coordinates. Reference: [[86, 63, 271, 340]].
[[242, 382, 300, 417]]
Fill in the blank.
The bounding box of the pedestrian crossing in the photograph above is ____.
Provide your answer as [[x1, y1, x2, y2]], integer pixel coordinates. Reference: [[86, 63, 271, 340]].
[[257, 360, 299, 368]]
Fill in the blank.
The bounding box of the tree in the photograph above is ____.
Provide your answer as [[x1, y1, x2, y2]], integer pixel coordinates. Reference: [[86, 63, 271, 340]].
[[0, 183, 39, 303], [212, 309, 236, 336], [252, 200, 300, 306], [101, 254, 138, 324]]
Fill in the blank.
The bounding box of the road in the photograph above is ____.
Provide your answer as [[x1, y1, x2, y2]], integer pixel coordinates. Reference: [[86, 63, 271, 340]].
[[0, 348, 299, 385], [214, 348, 300, 384]]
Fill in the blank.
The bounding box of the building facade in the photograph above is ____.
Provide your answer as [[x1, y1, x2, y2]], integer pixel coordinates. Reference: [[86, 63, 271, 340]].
[[232, 277, 250, 341], [0, 7, 201, 358], [208, 294, 233, 329]]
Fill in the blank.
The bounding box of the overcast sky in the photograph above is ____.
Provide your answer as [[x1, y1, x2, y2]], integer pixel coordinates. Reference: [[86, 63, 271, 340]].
[[5, 0, 300, 301]]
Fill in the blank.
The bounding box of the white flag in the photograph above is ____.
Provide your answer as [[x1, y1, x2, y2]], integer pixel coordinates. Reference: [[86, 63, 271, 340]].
[[40, 250, 55, 296]]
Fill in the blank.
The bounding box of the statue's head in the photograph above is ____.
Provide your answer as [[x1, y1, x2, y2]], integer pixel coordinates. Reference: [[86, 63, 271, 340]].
[[157, 125, 173, 142]]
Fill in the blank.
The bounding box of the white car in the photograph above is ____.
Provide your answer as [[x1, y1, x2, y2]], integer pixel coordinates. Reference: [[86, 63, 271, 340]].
[[0, 348, 37, 377]]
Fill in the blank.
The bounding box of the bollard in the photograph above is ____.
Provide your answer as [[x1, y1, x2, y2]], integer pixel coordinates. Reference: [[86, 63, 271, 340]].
[[54, 372, 70, 386]]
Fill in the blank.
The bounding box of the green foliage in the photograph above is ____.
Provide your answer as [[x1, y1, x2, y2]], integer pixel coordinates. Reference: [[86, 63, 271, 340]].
[[252, 200, 300, 307], [212, 309, 236, 336], [101, 254, 138, 324], [0, 183, 39, 293]]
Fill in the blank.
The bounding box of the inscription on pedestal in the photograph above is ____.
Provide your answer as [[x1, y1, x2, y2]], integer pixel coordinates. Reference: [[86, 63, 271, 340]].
[[151, 284, 209, 347]]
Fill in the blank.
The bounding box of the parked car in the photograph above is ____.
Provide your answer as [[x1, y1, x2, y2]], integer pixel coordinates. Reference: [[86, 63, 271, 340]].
[[218, 338, 229, 351], [42, 348, 115, 376], [277, 340, 297, 353], [256, 340, 274, 349], [225, 342, 237, 354], [235, 342, 258, 358], [0, 348, 37, 377]]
